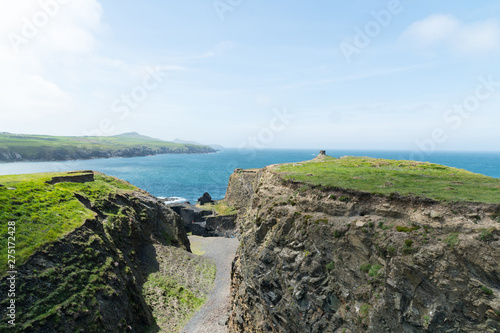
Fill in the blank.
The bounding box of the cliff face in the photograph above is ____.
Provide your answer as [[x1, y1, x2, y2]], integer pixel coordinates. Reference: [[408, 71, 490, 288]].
[[227, 167, 500, 332], [0, 184, 213, 332]]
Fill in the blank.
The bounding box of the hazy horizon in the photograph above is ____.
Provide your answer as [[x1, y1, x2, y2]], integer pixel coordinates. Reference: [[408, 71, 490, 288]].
[[1, 1, 500, 153]]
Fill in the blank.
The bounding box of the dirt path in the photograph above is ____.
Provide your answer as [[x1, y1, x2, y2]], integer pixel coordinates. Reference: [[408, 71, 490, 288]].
[[182, 236, 239, 333]]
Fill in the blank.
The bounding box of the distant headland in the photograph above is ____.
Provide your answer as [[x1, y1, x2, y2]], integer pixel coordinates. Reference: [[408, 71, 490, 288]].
[[0, 132, 217, 163]]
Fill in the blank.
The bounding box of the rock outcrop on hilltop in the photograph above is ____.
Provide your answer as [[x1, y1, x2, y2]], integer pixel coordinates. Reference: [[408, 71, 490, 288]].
[[226, 165, 500, 332]]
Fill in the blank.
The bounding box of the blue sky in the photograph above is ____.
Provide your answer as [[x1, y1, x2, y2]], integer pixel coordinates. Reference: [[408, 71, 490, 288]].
[[1, 0, 500, 151]]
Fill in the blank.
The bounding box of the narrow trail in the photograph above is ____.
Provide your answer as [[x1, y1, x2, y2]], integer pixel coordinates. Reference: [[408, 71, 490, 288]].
[[182, 236, 239, 333]]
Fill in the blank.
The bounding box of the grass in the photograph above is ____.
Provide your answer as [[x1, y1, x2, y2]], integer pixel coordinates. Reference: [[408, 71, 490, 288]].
[[275, 156, 500, 204], [396, 226, 420, 232], [0, 132, 215, 162], [477, 228, 495, 241], [0, 171, 137, 273], [444, 233, 460, 247], [199, 201, 237, 216], [481, 286, 494, 295]]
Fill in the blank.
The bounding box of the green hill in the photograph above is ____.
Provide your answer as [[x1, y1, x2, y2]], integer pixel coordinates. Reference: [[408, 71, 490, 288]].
[[275, 155, 500, 204], [0, 132, 217, 162], [0, 171, 215, 332]]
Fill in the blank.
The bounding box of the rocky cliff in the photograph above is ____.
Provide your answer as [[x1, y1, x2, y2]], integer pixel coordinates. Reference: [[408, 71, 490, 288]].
[[0, 173, 215, 332], [227, 165, 500, 332], [0, 145, 216, 163]]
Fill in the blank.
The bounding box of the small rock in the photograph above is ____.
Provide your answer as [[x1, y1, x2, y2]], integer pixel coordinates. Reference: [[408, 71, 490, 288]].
[[218, 315, 229, 326], [430, 210, 442, 219]]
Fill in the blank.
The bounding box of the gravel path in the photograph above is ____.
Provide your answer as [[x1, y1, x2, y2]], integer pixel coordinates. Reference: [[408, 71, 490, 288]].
[[182, 236, 239, 333]]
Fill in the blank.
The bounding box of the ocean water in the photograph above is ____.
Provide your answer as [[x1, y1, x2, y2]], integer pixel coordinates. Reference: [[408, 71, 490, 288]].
[[0, 149, 498, 202]]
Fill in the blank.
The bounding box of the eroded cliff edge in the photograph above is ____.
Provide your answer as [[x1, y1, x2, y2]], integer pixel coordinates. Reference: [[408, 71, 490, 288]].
[[226, 163, 500, 332], [0, 172, 215, 332]]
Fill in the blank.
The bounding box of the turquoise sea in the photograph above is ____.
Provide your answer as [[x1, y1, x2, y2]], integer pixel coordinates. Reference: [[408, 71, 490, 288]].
[[0, 149, 498, 202]]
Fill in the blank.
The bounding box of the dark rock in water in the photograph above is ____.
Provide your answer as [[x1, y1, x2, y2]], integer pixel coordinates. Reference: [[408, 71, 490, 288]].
[[198, 192, 214, 205]]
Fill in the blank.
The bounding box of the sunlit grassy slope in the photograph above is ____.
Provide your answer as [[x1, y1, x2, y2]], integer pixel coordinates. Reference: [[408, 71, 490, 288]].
[[0, 132, 216, 161], [0, 171, 137, 272], [275, 156, 500, 204]]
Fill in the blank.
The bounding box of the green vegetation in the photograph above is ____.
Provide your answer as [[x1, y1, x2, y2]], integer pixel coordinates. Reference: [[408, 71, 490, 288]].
[[481, 286, 493, 295], [444, 233, 460, 247], [326, 262, 335, 271], [396, 225, 420, 232], [0, 132, 215, 162], [360, 263, 383, 277], [339, 196, 350, 203], [360, 263, 371, 272], [378, 221, 392, 230], [275, 156, 500, 204], [403, 239, 414, 254], [0, 171, 137, 272], [0, 170, 216, 332], [199, 201, 237, 216], [143, 274, 206, 331], [360, 303, 371, 316], [368, 264, 383, 277], [477, 228, 495, 241], [423, 315, 430, 327], [333, 230, 344, 238]]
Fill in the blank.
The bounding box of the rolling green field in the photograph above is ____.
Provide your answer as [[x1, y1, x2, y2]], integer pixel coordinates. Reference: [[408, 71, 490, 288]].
[[0, 171, 137, 273], [0, 132, 216, 162], [275, 156, 500, 204]]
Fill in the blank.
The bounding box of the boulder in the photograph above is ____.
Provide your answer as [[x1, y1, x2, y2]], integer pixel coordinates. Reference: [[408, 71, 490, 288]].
[[198, 192, 214, 205]]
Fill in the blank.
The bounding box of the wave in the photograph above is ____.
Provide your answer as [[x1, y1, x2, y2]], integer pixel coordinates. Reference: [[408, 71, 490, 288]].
[[158, 196, 188, 205]]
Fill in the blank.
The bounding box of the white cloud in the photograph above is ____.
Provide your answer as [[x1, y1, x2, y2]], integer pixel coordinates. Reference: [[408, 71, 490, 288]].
[[0, 0, 103, 123], [401, 14, 500, 54]]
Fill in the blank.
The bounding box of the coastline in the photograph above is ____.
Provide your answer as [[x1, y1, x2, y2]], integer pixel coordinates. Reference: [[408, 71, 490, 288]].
[[0, 150, 219, 164]]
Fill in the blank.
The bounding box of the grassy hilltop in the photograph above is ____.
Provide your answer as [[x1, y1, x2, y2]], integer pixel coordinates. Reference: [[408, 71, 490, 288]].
[[275, 155, 500, 204], [0, 132, 217, 162], [0, 171, 138, 271], [0, 171, 215, 332]]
